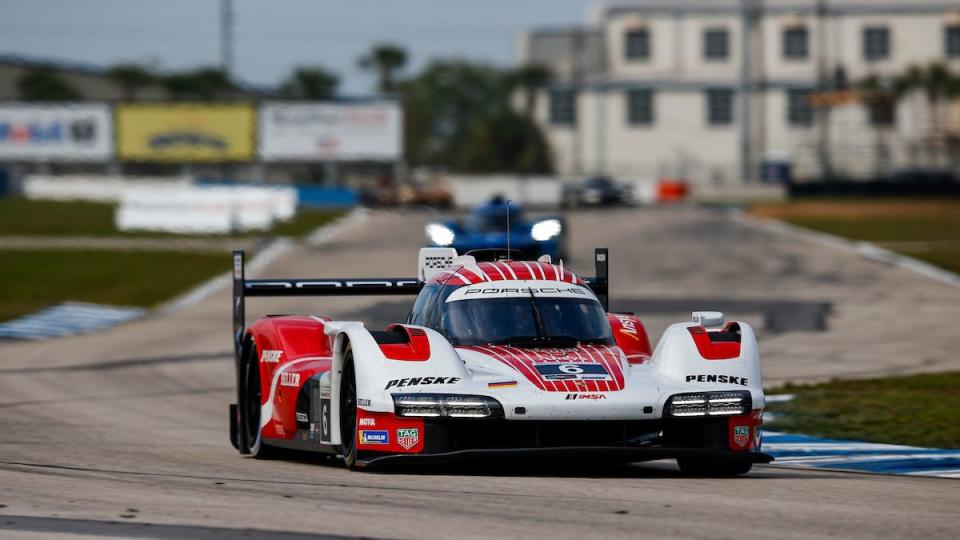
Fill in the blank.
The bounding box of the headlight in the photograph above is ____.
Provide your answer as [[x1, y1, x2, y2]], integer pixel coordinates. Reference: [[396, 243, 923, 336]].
[[392, 393, 504, 418], [530, 219, 562, 241], [665, 391, 751, 417], [425, 223, 455, 246]]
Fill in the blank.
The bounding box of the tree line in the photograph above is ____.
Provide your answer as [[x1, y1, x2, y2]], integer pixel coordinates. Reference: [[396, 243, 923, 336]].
[[14, 44, 554, 174]]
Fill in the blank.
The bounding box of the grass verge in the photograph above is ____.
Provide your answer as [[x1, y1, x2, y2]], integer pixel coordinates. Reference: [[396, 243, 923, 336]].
[[765, 372, 960, 449], [0, 249, 229, 322], [750, 198, 960, 274], [0, 198, 344, 238]]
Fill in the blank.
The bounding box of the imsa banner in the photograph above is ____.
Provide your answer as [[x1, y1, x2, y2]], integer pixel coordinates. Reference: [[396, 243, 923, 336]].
[[117, 104, 255, 162], [0, 104, 112, 161], [259, 101, 402, 161]]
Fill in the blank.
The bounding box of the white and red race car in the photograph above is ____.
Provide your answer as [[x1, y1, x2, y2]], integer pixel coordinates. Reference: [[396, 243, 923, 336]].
[[229, 247, 771, 475]]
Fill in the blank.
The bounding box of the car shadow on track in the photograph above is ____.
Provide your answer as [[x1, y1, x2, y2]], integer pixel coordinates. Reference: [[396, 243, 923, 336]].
[[278, 451, 822, 480]]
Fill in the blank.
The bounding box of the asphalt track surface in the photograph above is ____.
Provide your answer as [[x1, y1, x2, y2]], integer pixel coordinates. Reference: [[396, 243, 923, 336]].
[[1, 207, 958, 539]]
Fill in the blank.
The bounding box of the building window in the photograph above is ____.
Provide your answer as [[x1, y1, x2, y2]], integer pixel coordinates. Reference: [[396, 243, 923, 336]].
[[947, 25, 960, 57], [783, 27, 809, 59], [625, 28, 651, 60], [706, 88, 734, 125], [787, 89, 814, 126], [703, 28, 730, 60], [627, 88, 654, 125], [863, 26, 890, 61], [549, 89, 576, 126]]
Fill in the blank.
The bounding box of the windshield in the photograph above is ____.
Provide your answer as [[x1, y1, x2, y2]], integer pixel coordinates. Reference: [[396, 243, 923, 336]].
[[440, 296, 613, 347], [467, 208, 521, 233]]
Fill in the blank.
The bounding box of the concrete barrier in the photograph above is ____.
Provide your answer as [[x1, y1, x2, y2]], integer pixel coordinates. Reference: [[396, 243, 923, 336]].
[[23, 174, 191, 202]]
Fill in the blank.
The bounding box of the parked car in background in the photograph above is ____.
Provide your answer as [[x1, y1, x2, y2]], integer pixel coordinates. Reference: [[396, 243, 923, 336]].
[[562, 176, 634, 208]]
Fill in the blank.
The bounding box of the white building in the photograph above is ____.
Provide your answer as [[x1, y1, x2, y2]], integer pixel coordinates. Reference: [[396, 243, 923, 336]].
[[519, 0, 960, 184]]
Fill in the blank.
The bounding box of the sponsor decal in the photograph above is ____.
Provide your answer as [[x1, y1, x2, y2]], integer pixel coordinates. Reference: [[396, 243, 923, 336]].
[[233, 253, 243, 279], [615, 314, 641, 342], [396, 428, 420, 450], [261, 350, 283, 363], [564, 393, 607, 400], [360, 430, 389, 445], [733, 425, 751, 448], [359, 418, 376, 426], [385, 376, 461, 390], [461, 286, 588, 296], [534, 363, 611, 382], [488, 380, 518, 389], [685, 374, 749, 386], [295, 412, 308, 422], [280, 372, 300, 387], [357, 398, 371, 407]]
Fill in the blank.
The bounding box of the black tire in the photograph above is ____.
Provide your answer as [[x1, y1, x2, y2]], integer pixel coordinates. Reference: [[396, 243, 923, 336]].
[[241, 341, 276, 459], [339, 349, 359, 469], [676, 458, 753, 477]]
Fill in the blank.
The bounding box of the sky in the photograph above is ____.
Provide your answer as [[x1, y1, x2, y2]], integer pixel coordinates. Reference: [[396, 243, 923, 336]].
[[0, 0, 597, 95]]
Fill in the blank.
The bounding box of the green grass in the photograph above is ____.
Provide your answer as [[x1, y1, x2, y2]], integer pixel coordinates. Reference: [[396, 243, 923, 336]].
[[0, 249, 229, 322], [751, 199, 960, 274], [0, 198, 344, 238], [766, 372, 960, 449]]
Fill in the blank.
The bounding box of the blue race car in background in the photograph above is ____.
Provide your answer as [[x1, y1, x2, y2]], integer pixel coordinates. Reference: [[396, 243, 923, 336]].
[[425, 196, 567, 261]]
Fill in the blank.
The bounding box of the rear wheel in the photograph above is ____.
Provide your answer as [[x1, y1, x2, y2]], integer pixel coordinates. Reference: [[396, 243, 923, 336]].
[[676, 458, 753, 477], [241, 341, 276, 458], [339, 349, 359, 469]]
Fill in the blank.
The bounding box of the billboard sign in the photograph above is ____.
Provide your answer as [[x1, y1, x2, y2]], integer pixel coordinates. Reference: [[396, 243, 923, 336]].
[[0, 104, 112, 161], [259, 101, 402, 161], [117, 104, 255, 162]]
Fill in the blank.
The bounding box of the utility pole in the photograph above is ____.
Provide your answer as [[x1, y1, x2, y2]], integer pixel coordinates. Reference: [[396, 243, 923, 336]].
[[220, 0, 234, 77], [572, 28, 584, 177], [739, 0, 758, 184], [815, 0, 833, 179]]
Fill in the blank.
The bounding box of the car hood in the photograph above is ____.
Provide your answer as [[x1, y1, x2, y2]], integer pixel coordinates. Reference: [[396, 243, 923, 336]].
[[455, 344, 626, 392]]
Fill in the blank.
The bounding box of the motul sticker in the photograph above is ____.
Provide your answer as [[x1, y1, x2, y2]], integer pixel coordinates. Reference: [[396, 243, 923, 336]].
[[397, 428, 419, 450], [733, 425, 750, 448]]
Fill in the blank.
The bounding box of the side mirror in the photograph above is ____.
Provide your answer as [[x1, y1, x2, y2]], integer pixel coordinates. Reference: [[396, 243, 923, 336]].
[[692, 311, 724, 328]]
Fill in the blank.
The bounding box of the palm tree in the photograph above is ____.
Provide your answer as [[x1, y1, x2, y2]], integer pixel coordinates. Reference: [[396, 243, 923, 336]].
[[358, 44, 408, 94], [894, 62, 960, 166], [278, 67, 339, 99], [106, 63, 156, 101], [16, 70, 82, 101], [509, 64, 552, 118]]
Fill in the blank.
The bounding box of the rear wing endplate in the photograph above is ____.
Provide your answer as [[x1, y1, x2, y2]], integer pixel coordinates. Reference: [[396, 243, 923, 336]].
[[232, 248, 609, 358]]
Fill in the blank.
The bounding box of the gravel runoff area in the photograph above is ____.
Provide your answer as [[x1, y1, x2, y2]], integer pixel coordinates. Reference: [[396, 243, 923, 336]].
[[0, 207, 957, 539]]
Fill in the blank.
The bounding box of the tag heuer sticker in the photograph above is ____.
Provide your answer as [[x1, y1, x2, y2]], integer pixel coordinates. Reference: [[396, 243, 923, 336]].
[[733, 425, 750, 448], [396, 428, 419, 450]]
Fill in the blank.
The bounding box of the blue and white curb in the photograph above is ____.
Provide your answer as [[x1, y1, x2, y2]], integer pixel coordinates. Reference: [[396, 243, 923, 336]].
[[0, 302, 146, 340], [763, 431, 960, 478]]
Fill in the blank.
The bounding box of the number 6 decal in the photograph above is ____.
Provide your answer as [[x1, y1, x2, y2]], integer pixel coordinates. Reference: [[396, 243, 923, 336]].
[[559, 364, 584, 374]]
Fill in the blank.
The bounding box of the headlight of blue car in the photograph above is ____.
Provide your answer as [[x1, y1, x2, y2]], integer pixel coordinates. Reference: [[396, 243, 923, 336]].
[[530, 219, 562, 241]]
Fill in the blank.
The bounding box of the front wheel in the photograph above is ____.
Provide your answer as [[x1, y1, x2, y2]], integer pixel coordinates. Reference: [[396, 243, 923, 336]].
[[338, 349, 359, 469], [677, 458, 753, 477]]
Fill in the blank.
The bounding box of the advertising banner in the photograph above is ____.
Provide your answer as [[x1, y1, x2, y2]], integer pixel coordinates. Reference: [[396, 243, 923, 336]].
[[117, 104, 255, 162], [259, 101, 402, 161], [0, 104, 112, 161]]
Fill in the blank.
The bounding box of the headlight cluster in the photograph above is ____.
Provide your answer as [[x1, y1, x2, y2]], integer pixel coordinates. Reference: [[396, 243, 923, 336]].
[[393, 393, 504, 418], [425, 223, 456, 246], [530, 219, 562, 241], [665, 391, 752, 417]]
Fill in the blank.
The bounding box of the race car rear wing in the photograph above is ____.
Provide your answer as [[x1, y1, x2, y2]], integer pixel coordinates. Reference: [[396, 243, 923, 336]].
[[231, 247, 609, 356]]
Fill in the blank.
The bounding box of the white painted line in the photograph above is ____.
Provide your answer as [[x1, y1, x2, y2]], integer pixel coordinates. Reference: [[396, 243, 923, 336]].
[[730, 209, 960, 288]]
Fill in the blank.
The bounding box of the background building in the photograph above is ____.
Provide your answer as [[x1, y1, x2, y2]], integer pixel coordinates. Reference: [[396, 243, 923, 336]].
[[519, 0, 960, 185]]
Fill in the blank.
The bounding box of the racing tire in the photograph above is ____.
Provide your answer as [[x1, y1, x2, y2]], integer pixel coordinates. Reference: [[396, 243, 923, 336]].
[[676, 458, 753, 477], [338, 348, 359, 469], [240, 340, 277, 459]]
